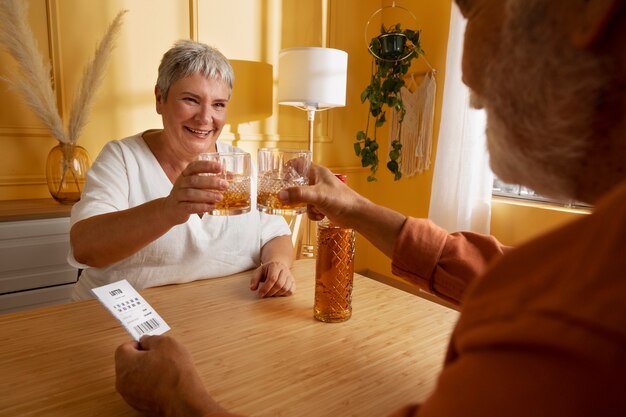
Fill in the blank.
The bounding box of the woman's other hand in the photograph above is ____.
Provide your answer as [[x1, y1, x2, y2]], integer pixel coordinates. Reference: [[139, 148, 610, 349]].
[[250, 261, 296, 297]]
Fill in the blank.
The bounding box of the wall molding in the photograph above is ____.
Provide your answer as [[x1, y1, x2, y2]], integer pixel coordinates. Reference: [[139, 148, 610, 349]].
[[0, 174, 46, 187], [0, 126, 53, 138], [188, 0, 198, 41], [220, 132, 333, 144]]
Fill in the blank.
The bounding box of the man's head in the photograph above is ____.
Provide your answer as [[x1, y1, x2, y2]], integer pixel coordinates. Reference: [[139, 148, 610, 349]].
[[459, 0, 626, 203]]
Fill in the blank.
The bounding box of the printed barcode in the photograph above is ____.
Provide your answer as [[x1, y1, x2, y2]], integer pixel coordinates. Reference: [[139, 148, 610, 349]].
[[133, 318, 160, 335]]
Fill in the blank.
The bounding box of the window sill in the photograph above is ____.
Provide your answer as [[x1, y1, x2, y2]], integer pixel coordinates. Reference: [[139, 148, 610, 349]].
[[491, 196, 591, 215]]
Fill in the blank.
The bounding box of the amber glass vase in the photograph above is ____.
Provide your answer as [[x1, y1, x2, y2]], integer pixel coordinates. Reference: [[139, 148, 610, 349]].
[[46, 143, 91, 204]]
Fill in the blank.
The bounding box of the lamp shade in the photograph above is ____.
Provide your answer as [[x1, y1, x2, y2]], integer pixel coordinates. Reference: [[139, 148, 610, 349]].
[[277, 47, 348, 109]]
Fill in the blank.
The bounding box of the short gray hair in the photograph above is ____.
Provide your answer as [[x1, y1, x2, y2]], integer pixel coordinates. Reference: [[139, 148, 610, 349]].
[[156, 39, 234, 100]]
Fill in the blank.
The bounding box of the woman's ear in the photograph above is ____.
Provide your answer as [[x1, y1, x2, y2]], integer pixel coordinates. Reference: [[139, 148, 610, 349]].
[[155, 85, 163, 115], [570, 0, 623, 48]]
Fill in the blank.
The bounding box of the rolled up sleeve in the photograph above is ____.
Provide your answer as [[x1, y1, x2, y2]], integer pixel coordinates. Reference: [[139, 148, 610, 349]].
[[391, 218, 510, 305]]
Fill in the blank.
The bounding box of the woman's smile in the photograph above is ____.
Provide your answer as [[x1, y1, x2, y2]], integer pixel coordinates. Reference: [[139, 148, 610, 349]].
[[185, 126, 211, 137]]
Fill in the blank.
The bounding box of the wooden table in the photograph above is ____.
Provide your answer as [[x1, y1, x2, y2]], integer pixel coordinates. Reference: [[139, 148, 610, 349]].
[[0, 259, 459, 417]]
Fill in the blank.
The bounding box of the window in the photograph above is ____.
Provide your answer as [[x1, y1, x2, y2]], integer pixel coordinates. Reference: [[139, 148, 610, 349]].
[[492, 178, 592, 209]]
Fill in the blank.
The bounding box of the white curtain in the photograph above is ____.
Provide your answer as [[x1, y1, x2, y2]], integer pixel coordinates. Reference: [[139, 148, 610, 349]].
[[428, 4, 493, 233]]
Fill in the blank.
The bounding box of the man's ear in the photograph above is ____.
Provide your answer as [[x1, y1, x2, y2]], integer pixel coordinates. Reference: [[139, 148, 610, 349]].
[[155, 85, 163, 115], [570, 0, 623, 48]]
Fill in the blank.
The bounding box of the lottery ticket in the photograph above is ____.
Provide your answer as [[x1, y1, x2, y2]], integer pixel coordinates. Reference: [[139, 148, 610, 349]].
[[92, 279, 170, 341]]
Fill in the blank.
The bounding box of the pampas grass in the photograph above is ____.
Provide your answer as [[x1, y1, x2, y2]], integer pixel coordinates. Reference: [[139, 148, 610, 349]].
[[0, 0, 127, 145], [0, 0, 66, 142], [67, 9, 127, 144]]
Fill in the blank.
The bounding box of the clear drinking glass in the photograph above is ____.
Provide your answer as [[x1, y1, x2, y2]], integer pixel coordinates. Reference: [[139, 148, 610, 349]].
[[257, 148, 311, 215], [198, 152, 252, 215]]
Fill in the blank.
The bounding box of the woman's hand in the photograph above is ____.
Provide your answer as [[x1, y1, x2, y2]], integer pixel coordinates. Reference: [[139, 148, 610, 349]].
[[162, 159, 229, 225], [250, 261, 296, 297]]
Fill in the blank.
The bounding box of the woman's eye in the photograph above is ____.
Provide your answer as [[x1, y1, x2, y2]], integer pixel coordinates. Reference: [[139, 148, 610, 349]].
[[183, 97, 198, 104]]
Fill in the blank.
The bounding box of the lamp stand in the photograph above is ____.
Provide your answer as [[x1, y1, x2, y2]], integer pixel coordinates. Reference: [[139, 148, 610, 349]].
[[299, 108, 317, 258], [307, 109, 315, 153], [276, 47, 348, 258]]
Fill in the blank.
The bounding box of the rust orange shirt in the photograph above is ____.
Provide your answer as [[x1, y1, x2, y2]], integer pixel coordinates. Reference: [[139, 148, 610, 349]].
[[390, 181, 626, 416]]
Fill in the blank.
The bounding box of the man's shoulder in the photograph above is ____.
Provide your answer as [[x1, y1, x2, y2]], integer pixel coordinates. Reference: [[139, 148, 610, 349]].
[[459, 193, 626, 350]]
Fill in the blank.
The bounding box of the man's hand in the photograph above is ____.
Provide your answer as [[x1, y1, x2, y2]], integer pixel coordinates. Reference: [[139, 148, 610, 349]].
[[278, 164, 366, 229], [278, 163, 407, 259], [115, 335, 224, 417]]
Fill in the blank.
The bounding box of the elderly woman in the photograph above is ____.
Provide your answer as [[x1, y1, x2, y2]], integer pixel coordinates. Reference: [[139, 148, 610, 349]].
[[68, 39, 295, 300]]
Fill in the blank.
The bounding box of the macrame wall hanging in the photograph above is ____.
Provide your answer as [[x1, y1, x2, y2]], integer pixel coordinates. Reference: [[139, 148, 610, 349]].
[[355, 1, 437, 181], [390, 68, 437, 177]]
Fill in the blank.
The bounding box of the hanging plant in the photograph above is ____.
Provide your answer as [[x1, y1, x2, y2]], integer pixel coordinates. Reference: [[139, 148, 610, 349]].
[[354, 23, 425, 181]]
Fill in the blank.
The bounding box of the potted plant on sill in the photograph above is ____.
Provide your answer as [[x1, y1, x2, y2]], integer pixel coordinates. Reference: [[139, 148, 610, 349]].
[[354, 23, 425, 181]]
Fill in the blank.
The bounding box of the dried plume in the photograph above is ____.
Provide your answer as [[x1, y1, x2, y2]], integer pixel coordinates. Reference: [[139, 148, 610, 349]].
[[0, 0, 67, 142], [0, 0, 127, 144], [68, 9, 128, 144]]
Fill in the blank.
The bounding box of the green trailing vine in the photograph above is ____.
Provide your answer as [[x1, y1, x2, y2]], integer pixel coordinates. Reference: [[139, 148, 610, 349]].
[[354, 24, 425, 181]]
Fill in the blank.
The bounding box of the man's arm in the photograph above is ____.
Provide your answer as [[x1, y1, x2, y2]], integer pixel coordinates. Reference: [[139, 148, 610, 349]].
[[280, 164, 510, 305]]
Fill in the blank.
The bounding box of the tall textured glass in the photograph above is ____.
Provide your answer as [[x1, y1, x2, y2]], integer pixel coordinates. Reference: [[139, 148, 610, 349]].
[[314, 174, 355, 323]]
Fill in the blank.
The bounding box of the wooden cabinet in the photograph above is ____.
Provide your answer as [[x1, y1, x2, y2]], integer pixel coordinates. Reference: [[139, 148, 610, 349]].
[[0, 200, 77, 314]]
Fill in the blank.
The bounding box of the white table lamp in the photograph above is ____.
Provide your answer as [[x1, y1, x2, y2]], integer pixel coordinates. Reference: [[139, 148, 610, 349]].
[[277, 47, 348, 157], [277, 47, 348, 258]]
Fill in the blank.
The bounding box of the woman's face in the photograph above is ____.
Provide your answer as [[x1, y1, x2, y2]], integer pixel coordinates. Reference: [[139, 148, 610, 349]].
[[155, 72, 230, 158]]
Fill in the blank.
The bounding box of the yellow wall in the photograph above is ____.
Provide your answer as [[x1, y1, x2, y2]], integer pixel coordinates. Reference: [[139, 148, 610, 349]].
[[0, 0, 452, 274], [0, 0, 57, 199], [0, 0, 369, 198], [490, 198, 589, 246], [343, 0, 453, 276], [0, 0, 585, 276], [0, 0, 189, 199]]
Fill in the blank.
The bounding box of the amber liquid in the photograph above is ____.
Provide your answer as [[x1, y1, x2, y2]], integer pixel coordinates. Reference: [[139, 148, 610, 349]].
[[210, 177, 251, 215], [314, 222, 355, 323], [257, 191, 306, 214]]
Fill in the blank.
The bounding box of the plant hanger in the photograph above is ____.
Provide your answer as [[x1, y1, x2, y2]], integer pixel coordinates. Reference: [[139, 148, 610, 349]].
[[365, 2, 415, 62], [355, 1, 435, 181]]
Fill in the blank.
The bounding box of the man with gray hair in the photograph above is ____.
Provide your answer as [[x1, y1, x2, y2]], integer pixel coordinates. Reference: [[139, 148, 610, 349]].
[[115, 0, 626, 416]]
